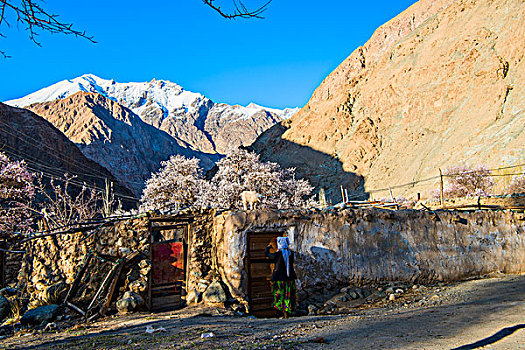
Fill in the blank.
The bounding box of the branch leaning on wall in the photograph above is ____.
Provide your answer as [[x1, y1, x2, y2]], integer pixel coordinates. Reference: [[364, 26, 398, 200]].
[[19, 212, 148, 242]]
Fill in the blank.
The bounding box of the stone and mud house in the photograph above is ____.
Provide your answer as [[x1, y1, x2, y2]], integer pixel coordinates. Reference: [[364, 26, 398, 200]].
[[3, 206, 525, 318]]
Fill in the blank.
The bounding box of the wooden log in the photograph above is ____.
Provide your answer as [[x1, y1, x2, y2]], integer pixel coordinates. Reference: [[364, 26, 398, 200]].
[[64, 253, 93, 303], [87, 262, 119, 312], [65, 301, 86, 316], [21, 223, 105, 243], [87, 312, 100, 323], [99, 252, 139, 316]]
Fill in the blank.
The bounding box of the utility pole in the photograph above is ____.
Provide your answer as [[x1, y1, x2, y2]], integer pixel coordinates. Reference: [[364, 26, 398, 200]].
[[104, 178, 113, 217], [439, 168, 444, 207]]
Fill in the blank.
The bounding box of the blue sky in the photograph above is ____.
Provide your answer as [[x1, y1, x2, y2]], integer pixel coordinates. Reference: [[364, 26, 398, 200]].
[[0, 0, 417, 109]]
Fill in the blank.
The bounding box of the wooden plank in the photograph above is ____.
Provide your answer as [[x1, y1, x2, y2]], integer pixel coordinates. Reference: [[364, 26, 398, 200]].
[[249, 263, 273, 277], [149, 216, 193, 223], [64, 253, 93, 303], [151, 225, 186, 232], [65, 301, 86, 316], [152, 294, 181, 310], [248, 235, 277, 259], [152, 285, 181, 295]]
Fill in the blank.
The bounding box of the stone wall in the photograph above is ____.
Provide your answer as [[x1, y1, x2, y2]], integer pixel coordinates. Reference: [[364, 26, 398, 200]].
[[185, 210, 218, 303], [19, 216, 151, 309], [15, 208, 525, 313], [18, 210, 222, 312], [212, 209, 525, 304]]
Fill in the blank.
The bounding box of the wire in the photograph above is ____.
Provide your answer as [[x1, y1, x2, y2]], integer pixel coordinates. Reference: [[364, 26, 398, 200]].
[[28, 166, 139, 202], [0, 119, 111, 179], [444, 163, 525, 177], [0, 142, 140, 202], [343, 165, 525, 200], [0, 144, 144, 190], [0, 119, 150, 186]]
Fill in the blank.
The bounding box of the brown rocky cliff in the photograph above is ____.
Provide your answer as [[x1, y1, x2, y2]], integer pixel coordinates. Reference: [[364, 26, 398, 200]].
[[151, 102, 289, 155], [253, 0, 525, 201], [27, 92, 219, 196]]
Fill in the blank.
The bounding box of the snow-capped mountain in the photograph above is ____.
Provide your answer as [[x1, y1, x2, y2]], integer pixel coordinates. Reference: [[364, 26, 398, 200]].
[[7, 74, 207, 118], [6, 74, 299, 154]]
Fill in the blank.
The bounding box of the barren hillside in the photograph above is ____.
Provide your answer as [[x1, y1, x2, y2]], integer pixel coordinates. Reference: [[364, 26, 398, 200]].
[[0, 102, 136, 206], [252, 0, 525, 201]]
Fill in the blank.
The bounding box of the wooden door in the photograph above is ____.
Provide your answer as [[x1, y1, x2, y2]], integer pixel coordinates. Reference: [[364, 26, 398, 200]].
[[246, 231, 284, 318]]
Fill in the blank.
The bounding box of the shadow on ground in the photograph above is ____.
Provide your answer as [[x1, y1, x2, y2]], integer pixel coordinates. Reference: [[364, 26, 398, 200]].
[[309, 275, 525, 349], [452, 324, 525, 350], [6, 276, 525, 350]]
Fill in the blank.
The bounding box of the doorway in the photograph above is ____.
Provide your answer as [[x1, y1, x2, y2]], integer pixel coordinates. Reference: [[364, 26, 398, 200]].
[[148, 216, 191, 311], [246, 231, 285, 317]]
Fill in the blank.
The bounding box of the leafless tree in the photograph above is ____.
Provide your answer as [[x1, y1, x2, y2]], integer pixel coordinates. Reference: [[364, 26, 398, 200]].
[[35, 174, 104, 229], [0, 0, 95, 57], [202, 0, 273, 19], [0, 0, 271, 57]]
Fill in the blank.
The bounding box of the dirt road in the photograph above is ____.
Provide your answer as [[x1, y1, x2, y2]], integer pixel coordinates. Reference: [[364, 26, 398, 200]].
[[3, 274, 524, 349]]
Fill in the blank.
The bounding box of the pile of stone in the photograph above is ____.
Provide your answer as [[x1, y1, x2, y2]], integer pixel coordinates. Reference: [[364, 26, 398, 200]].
[[300, 284, 373, 315]]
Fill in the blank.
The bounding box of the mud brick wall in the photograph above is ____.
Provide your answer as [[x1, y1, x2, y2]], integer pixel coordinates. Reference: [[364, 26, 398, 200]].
[[212, 209, 525, 304]]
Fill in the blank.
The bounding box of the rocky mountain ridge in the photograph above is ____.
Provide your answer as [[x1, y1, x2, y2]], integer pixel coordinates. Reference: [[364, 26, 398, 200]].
[[252, 0, 525, 201], [6, 74, 298, 154], [26, 92, 219, 196]]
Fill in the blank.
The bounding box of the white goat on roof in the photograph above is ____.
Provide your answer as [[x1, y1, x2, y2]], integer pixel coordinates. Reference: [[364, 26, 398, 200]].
[[241, 190, 264, 210]]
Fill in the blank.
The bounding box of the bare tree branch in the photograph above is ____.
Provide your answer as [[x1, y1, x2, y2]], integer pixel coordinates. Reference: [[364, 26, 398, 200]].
[[0, 0, 95, 56], [202, 0, 272, 19]]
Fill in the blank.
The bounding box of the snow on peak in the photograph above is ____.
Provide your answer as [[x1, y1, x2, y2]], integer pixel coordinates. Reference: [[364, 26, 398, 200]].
[[6, 74, 206, 117], [5, 74, 299, 122]]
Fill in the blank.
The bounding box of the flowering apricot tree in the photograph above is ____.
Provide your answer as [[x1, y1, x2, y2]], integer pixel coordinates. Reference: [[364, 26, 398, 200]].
[[443, 165, 495, 197], [0, 152, 35, 235], [141, 149, 313, 211], [140, 155, 205, 211]]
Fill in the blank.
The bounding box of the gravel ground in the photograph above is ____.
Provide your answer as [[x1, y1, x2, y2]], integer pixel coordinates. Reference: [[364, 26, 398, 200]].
[[2, 274, 524, 350]]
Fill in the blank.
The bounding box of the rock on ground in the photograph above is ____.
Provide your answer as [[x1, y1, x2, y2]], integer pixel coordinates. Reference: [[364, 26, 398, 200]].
[[116, 291, 145, 314], [20, 304, 60, 327], [202, 281, 227, 304]]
